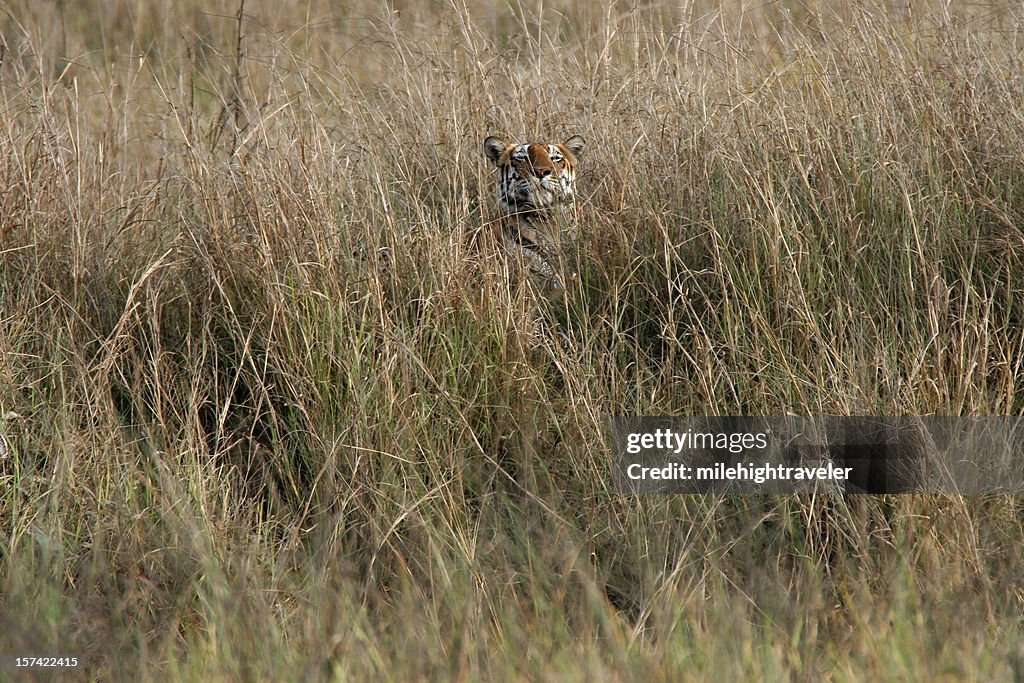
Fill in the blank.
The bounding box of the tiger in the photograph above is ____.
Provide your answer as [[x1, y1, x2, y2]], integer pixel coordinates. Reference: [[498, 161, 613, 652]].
[[482, 135, 587, 296]]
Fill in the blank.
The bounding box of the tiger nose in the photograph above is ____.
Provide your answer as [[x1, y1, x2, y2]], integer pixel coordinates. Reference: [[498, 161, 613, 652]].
[[536, 168, 552, 178]]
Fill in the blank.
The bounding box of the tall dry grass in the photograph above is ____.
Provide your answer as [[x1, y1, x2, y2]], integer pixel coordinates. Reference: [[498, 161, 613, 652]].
[[1, 0, 1023, 679]]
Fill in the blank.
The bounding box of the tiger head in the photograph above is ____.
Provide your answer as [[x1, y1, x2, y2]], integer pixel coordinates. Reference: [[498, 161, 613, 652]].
[[483, 135, 586, 218]]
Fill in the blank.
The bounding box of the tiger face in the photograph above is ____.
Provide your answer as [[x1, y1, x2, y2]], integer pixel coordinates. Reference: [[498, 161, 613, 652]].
[[483, 135, 586, 217]]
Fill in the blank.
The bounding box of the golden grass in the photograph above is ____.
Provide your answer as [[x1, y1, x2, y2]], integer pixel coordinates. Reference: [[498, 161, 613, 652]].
[[1, 0, 1023, 679]]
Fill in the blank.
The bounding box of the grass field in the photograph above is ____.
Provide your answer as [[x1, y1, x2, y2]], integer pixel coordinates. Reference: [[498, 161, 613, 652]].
[[1, 0, 1024, 679]]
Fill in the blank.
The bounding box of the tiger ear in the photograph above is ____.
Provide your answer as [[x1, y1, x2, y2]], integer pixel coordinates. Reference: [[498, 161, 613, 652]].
[[562, 135, 586, 158], [483, 136, 508, 165]]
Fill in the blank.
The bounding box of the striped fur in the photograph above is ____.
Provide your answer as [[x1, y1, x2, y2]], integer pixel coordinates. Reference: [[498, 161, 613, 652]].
[[483, 135, 586, 294]]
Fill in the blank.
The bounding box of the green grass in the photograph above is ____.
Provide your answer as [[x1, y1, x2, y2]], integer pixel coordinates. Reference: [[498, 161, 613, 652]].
[[1, 0, 1023, 679]]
